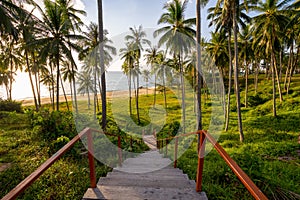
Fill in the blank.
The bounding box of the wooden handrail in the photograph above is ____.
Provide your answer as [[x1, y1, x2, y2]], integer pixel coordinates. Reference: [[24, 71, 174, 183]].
[[201, 130, 268, 200], [1, 127, 95, 200], [157, 130, 268, 200]]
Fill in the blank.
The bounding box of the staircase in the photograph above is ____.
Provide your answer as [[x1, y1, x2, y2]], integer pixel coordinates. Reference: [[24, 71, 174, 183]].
[[82, 135, 207, 200]]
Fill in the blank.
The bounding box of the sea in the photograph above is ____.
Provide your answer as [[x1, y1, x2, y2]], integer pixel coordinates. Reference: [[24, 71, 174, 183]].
[[0, 71, 155, 100]]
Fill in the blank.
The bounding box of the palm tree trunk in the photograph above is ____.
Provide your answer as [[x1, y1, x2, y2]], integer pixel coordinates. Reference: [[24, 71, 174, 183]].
[[56, 52, 60, 110], [225, 31, 233, 132], [25, 50, 39, 111], [136, 69, 140, 124], [271, 55, 276, 117], [87, 88, 91, 110], [9, 53, 13, 101], [255, 58, 259, 94], [98, 0, 106, 130], [153, 73, 157, 108], [129, 69, 132, 115], [272, 51, 283, 102], [287, 47, 299, 94], [284, 46, 293, 91], [71, 64, 78, 114], [179, 55, 186, 134], [245, 61, 248, 108], [94, 64, 97, 119], [163, 67, 167, 111], [196, 0, 202, 135], [60, 74, 70, 111], [50, 62, 55, 110], [32, 53, 41, 107], [233, 2, 244, 142]]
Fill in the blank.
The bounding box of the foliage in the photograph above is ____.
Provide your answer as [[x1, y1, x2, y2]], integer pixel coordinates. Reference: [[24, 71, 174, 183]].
[[29, 109, 77, 142], [0, 99, 22, 112]]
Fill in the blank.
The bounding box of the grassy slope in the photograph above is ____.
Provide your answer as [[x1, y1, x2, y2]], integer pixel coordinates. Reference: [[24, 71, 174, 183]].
[[177, 75, 300, 199], [1, 74, 299, 199]]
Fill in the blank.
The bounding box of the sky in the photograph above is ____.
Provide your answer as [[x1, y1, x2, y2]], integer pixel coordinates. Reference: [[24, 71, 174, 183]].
[[1, 0, 217, 100], [81, 0, 214, 39]]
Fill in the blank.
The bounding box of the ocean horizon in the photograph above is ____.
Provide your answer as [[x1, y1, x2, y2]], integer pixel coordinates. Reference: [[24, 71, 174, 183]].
[[0, 71, 155, 100]]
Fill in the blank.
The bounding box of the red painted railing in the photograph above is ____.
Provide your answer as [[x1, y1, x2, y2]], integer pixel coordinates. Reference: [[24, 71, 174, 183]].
[[1, 127, 124, 200], [157, 130, 268, 200]]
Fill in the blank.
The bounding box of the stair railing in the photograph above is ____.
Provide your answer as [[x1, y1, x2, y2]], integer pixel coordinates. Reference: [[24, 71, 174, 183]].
[[157, 130, 268, 200], [1, 127, 124, 200]]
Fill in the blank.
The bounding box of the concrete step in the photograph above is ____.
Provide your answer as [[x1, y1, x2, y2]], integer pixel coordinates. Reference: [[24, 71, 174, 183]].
[[83, 186, 207, 200], [106, 172, 189, 180], [82, 135, 208, 200], [97, 176, 193, 188]]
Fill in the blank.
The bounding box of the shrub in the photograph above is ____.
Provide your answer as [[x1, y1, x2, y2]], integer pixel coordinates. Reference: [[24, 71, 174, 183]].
[[247, 94, 267, 107], [0, 99, 22, 112], [30, 109, 77, 141]]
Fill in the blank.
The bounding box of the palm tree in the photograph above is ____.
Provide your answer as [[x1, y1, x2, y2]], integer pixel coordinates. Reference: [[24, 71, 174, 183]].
[[120, 42, 135, 115], [58, 0, 86, 113], [145, 45, 162, 107], [208, 1, 250, 134], [1, 36, 23, 100], [97, 0, 107, 129], [251, 0, 291, 116], [0, 0, 23, 39], [79, 23, 116, 118], [154, 0, 196, 134], [77, 70, 94, 109], [238, 25, 253, 108], [125, 25, 150, 124], [142, 69, 151, 96], [156, 52, 170, 110], [40, 69, 55, 108], [33, 0, 83, 110]]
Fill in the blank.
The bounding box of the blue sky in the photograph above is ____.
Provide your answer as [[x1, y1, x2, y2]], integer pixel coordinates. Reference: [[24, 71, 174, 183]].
[[81, 0, 215, 39]]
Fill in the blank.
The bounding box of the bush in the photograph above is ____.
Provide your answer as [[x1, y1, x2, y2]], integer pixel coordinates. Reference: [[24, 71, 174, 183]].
[[30, 109, 77, 141], [247, 94, 267, 107], [0, 99, 22, 112]]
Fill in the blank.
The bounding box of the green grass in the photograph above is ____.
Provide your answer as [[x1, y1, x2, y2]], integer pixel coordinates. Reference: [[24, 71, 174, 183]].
[[1, 74, 300, 199]]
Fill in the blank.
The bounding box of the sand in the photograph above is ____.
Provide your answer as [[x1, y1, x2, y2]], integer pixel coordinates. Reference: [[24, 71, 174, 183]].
[[19, 88, 155, 106]]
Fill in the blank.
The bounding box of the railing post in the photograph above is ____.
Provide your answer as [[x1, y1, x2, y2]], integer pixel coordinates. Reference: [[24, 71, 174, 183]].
[[118, 135, 122, 166], [87, 128, 96, 188], [165, 138, 168, 156], [174, 137, 178, 168], [196, 131, 206, 192]]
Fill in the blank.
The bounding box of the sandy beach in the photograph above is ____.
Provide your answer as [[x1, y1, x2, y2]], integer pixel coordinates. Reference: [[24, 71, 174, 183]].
[[19, 88, 155, 106]]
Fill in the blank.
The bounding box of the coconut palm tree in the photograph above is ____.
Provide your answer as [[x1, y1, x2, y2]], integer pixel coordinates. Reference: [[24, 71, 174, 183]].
[[208, 1, 250, 134], [58, 0, 86, 113], [142, 69, 151, 96], [33, 0, 83, 110], [125, 25, 150, 124], [154, 0, 196, 134], [120, 42, 135, 115], [251, 0, 292, 116], [0, 0, 23, 39], [238, 25, 254, 108], [156, 52, 170, 110], [145, 45, 162, 107], [79, 23, 116, 118], [77, 70, 94, 110], [97, 0, 107, 129]]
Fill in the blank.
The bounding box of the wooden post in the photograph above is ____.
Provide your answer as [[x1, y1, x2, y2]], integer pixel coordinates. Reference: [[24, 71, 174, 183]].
[[196, 131, 206, 192], [87, 129, 96, 188], [130, 136, 133, 150], [118, 135, 122, 166], [165, 138, 168, 156], [174, 137, 178, 168]]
